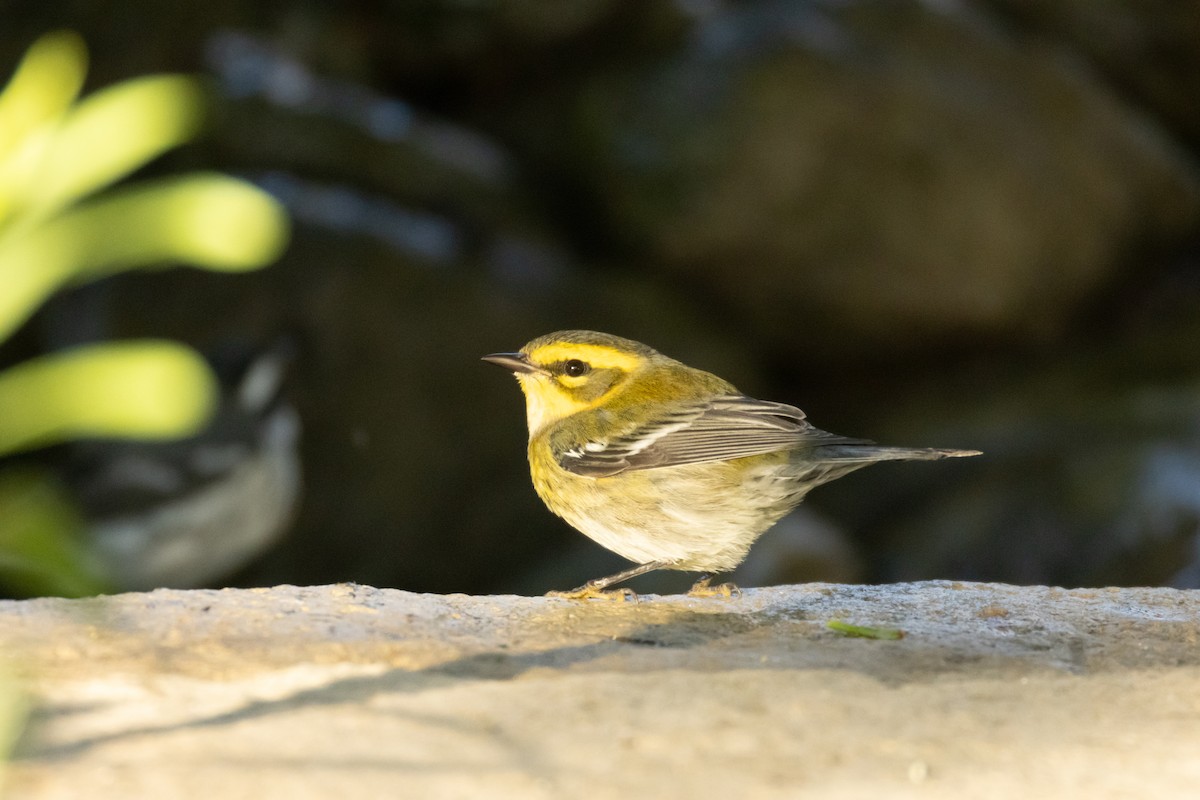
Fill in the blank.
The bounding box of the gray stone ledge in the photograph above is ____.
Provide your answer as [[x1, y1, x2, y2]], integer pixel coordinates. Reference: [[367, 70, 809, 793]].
[[2, 581, 1198, 798]]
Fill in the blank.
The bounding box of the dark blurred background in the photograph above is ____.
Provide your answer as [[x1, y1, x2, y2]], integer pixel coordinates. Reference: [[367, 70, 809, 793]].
[[3, 0, 1199, 596]]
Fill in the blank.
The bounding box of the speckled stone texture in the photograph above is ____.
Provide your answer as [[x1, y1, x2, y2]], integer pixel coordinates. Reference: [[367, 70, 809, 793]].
[[2, 582, 1198, 798]]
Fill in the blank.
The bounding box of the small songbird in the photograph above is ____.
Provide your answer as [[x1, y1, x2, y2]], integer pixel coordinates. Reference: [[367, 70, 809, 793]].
[[483, 330, 979, 600]]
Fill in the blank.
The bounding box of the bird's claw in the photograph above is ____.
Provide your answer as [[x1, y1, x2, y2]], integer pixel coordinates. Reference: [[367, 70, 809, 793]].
[[687, 576, 741, 599], [546, 583, 640, 603]]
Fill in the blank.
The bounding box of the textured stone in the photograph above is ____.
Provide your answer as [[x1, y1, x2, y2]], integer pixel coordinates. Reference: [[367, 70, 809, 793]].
[[3, 582, 1199, 798]]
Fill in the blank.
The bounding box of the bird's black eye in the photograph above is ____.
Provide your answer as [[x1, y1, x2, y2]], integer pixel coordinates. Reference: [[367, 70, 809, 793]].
[[564, 359, 590, 377]]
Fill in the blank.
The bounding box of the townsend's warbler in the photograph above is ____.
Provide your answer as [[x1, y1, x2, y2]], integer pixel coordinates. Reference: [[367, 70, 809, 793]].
[[483, 330, 979, 600]]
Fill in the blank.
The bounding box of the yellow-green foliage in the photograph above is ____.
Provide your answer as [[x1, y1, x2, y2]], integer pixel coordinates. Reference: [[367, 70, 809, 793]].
[[0, 31, 291, 597]]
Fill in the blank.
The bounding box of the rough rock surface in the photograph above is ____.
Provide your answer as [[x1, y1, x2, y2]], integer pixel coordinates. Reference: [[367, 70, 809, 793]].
[[3, 582, 1198, 798]]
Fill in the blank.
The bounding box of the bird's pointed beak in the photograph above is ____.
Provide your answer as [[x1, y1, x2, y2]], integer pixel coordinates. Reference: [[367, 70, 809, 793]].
[[481, 352, 544, 375]]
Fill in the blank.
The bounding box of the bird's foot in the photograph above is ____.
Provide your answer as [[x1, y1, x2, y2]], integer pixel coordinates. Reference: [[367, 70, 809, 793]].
[[546, 582, 639, 603], [687, 575, 741, 599]]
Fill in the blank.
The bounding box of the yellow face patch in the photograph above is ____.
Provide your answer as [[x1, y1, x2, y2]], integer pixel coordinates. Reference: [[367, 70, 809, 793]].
[[556, 374, 594, 389], [516, 373, 589, 436], [514, 343, 644, 436]]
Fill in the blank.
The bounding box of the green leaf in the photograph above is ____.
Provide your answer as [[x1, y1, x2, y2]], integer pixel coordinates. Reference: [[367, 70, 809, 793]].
[[0, 340, 218, 455], [0, 31, 87, 165], [0, 175, 289, 341], [0, 468, 111, 597], [16, 74, 207, 224]]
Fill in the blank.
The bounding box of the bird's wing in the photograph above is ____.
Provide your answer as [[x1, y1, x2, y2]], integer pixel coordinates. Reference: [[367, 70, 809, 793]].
[[556, 395, 867, 478]]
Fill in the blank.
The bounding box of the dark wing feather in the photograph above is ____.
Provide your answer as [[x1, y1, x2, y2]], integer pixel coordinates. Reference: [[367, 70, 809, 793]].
[[557, 395, 868, 477]]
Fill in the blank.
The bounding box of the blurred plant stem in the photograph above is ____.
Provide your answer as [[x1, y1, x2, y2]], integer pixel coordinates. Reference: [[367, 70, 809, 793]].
[[0, 661, 28, 796]]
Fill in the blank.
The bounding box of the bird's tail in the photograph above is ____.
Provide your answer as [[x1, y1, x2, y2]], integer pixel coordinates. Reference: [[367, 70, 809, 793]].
[[813, 444, 981, 464]]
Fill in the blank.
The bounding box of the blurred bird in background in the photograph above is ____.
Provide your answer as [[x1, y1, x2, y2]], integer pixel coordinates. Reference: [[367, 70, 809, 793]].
[[59, 339, 301, 591]]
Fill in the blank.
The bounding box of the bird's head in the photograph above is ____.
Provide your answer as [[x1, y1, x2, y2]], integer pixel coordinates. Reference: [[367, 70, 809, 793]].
[[482, 330, 661, 436]]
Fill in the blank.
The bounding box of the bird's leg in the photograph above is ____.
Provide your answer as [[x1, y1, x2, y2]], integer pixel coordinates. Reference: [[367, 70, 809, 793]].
[[546, 561, 670, 602], [687, 573, 741, 599]]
